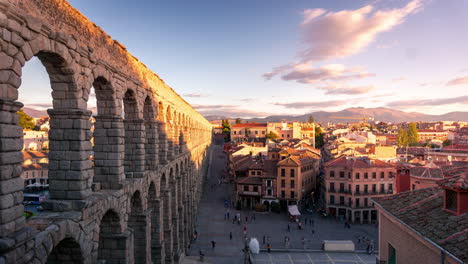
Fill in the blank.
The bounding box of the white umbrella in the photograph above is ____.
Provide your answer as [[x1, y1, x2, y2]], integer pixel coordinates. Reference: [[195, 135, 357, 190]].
[[249, 238, 260, 254]]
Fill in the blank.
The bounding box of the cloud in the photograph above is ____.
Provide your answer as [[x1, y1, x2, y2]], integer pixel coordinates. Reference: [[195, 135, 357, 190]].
[[386, 95, 468, 108], [273, 100, 348, 109], [192, 104, 237, 110], [183, 93, 208, 98], [317, 84, 375, 95], [265, 63, 374, 84], [240, 98, 255, 103], [447, 76, 468, 86], [199, 108, 270, 118], [264, 0, 423, 80], [25, 103, 53, 109], [299, 0, 423, 62], [391, 77, 407, 82]]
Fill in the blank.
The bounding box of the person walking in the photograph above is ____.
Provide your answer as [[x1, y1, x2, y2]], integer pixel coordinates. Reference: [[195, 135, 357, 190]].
[[243, 226, 247, 236], [229, 231, 233, 240], [302, 237, 306, 249], [267, 243, 271, 253], [211, 240, 216, 249], [287, 224, 290, 232], [227, 211, 230, 219]]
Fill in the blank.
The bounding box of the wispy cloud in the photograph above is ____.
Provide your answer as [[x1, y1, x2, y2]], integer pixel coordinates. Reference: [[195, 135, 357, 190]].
[[391, 77, 407, 82], [273, 100, 348, 109], [446, 76, 468, 86], [318, 84, 375, 95], [24, 103, 53, 109], [240, 98, 255, 103], [386, 95, 468, 108], [183, 93, 208, 98], [199, 108, 270, 118], [192, 104, 237, 110]]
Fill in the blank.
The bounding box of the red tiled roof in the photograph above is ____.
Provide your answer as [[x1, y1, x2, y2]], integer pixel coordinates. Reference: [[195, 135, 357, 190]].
[[22, 163, 48, 170], [438, 174, 468, 190], [324, 156, 395, 169], [237, 176, 263, 185], [373, 188, 468, 262], [231, 122, 267, 128], [23, 151, 48, 160], [418, 129, 447, 133]]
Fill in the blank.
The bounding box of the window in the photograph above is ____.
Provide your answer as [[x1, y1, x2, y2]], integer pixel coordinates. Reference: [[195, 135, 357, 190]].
[[355, 185, 360, 194], [290, 169, 295, 177], [339, 171, 345, 178], [281, 168, 285, 177], [364, 184, 368, 193], [266, 180, 272, 187], [267, 189, 272, 196], [257, 171, 261, 175], [330, 171, 335, 177], [281, 190, 285, 198], [380, 184, 385, 193], [372, 184, 376, 193], [243, 186, 249, 191], [330, 182, 335, 192], [348, 184, 351, 192], [339, 196, 344, 205], [372, 172, 376, 179], [356, 198, 360, 207], [355, 173, 360, 179], [364, 198, 368, 207], [388, 184, 393, 193], [348, 197, 352, 206], [445, 190, 457, 212], [262, 131, 265, 134], [281, 180, 285, 188], [291, 191, 295, 199], [234, 131, 237, 135], [380, 172, 385, 179], [412, 184, 416, 190], [339, 183, 344, 192], [255, 131, 258, 135], [364, 172, 368, 179], [330, 195, 335, 204], [388, 244, 396, 264], [290, 180, 295, 188], [251, 171, 255, 175], [348, 172, 351, 178], [253, 186, 258, 192]]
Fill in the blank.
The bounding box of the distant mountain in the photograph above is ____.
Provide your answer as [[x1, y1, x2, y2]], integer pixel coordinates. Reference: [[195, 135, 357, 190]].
[[23, 107, 47, 118], [205, 107, 468, 123]]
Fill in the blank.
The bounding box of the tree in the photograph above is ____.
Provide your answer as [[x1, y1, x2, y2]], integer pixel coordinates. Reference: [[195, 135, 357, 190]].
[[443, 139, 452, 147], [221, 119, 231, 142], [407, 122, 419, 146], [17, 109, 36, 130], [308, 115, 315, 123], [235, 118, 242, 124], [265, 131, 278, 140], [315, 126, 324, 148], [397, 128, 409, 147]]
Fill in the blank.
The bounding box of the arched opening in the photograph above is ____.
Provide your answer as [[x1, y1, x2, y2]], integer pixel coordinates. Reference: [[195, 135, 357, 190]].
[[148, 182, 164, 263], [123, 89, 145, 178], [161, 173, 173, 263], [165, 106, 174, 160], [169, 167, 180, 259], [144, 96, 158, 170], [157, 102, 167, 164], [89, 77, 123, 189], [46, 237, 83, 264], [98, 210, 123, 262], [129, 191, 147, 264]]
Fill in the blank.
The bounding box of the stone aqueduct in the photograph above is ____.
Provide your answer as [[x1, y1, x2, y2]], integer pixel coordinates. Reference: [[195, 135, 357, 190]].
[[0, 0, 213, 263]]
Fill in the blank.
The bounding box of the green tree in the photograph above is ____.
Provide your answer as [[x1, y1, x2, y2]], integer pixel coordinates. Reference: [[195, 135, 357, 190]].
[[443, 139, 452, 147], [17, 109, 35, 130], [308, 115, 315, 123], [315, 126, 324, 148], [265, 131, 278, 140], [407, 122, 419, 146], [221, 119, 231, 142], [235, 118, 242, 124], [397, 128, 409, 147]]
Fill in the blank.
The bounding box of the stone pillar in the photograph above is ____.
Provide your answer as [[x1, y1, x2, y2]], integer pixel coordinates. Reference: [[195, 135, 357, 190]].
[[47, 109, 92, 201], [98, 230, 134, 264], [179, 127, 186, 154], [360, 210, 364, 224], [0, 99, 24, 239], [170, 180, 180, 261], [93, 115, 125, 189], [157, 121, 167, 165], [161, 190, 173, 264], [164, 122, 174, 161], [177, 176, 185, 252], [151, 198, 165, 264], [145, 120, 159, 170], [124, 119, 146, 178], [129, 211, 151, 264]]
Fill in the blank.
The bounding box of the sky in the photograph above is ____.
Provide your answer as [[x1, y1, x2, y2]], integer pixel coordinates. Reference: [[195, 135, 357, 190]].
[[19, 0, 468, 118]]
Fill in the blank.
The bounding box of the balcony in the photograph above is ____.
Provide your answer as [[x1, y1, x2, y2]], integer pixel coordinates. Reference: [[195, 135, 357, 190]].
[[328, 188, 336, 193], [239, 191, 260, 196]]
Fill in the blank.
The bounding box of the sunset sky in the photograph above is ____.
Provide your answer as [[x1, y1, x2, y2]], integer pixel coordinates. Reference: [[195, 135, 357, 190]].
[[20, 0, 468, 118]]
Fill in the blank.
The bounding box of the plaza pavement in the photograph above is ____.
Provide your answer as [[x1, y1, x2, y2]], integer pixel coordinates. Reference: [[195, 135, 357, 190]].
[[184, 141, 378, 264]]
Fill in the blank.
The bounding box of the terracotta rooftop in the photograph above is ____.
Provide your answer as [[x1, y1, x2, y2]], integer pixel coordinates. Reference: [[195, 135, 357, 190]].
[[438, 174, 468, 190], [22, 163, 48, 171], [325, 156, 395, 169], [23, 151, 48, 160], [237, 176, 263, 185], [231, 122, 267, 128], [374, 187, 468, 263]]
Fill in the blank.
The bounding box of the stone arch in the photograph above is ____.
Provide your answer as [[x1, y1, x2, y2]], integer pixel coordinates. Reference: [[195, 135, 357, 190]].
[[144, 96, 158, 170], [129, 190, 148, 264], [148, 181, 164, 263], [169, 166, 180, 259], [160, 172, 173, 263], [46, 237, 83, 264], [123, 89, 146, 178], [98, 209, 124, 263]]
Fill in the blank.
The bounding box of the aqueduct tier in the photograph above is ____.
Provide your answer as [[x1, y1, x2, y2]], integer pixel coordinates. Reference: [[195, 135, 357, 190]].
[[0, 0, 213, 263]]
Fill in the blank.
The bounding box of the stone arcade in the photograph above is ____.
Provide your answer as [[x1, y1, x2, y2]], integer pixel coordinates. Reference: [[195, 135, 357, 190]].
[[0, 0, 212, 263]]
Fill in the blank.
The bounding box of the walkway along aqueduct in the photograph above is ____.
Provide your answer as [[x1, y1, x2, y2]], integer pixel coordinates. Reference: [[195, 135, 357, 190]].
[[0, 0, 213, 263]]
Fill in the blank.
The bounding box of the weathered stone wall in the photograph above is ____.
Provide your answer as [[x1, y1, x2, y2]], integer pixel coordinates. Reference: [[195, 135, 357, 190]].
[[0, 0, 212, 263]]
